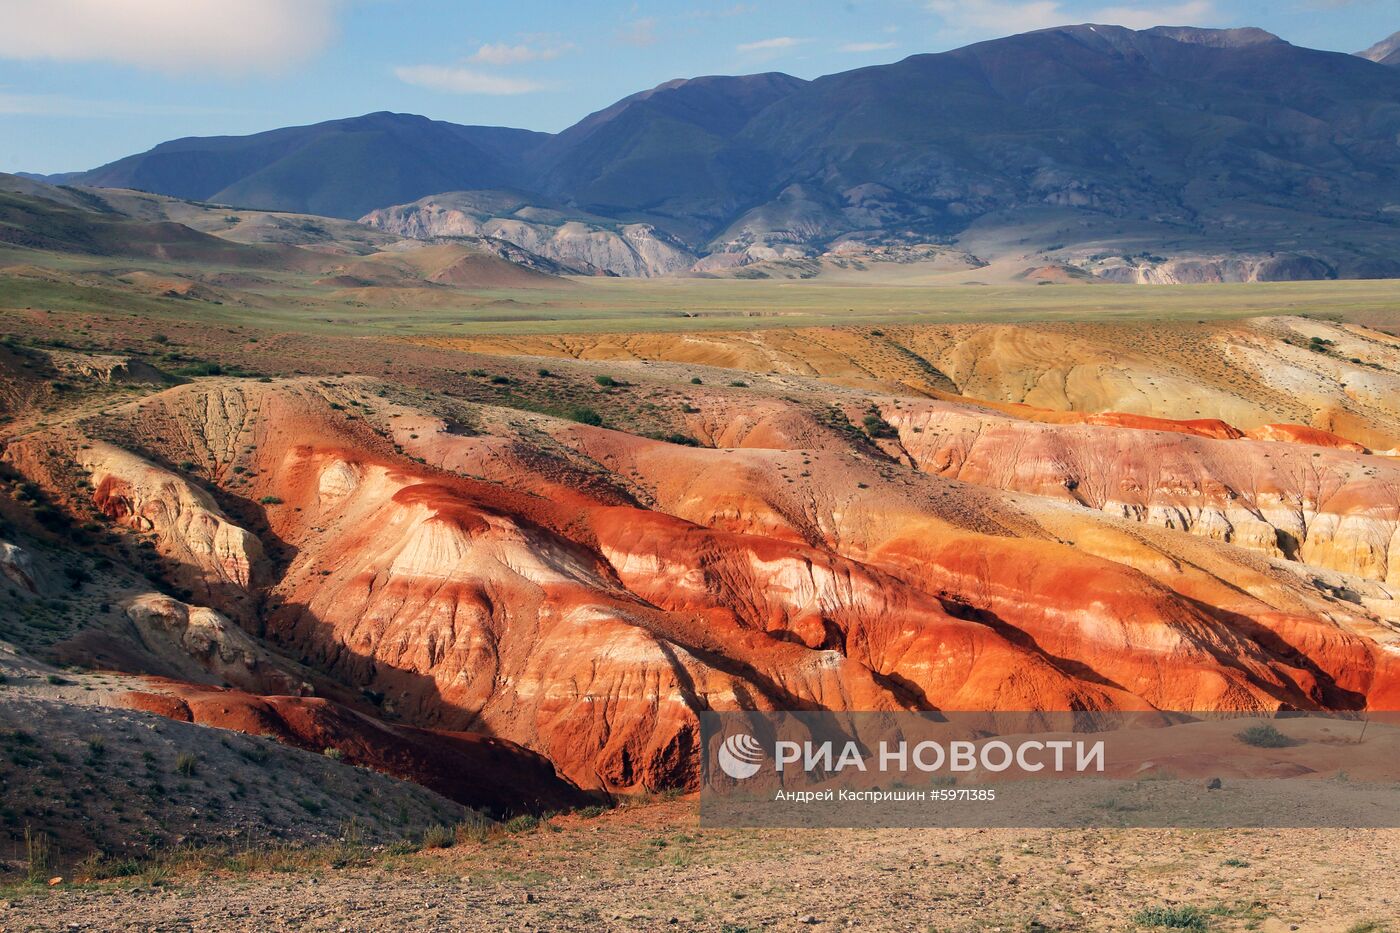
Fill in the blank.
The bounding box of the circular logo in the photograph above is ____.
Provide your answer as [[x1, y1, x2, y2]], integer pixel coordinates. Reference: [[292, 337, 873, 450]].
[[717, 732, 764, 780]]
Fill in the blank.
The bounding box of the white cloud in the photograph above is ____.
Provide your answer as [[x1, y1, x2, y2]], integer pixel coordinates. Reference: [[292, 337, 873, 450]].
[[469, 41, 573, 66], [926, 0, 1216, 36], [393, 64, 547, 96], [736, 36, 809, 53], [0, 0, 341, 74], [839, 41, 899, 53]]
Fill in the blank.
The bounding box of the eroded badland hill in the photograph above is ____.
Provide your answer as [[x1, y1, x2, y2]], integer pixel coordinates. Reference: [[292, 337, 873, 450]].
[[2, 183, 1400, 928]]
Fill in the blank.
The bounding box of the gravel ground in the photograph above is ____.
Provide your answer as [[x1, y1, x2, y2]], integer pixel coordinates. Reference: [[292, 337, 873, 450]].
[[4, 798, 1397, 932]]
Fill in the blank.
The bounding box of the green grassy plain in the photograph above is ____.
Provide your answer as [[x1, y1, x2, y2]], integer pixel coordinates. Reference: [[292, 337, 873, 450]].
[[2, 245, 1398, 338]]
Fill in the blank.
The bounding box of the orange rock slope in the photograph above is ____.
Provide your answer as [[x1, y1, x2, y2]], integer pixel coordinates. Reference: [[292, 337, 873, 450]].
[[7, 355, 1400, 794]]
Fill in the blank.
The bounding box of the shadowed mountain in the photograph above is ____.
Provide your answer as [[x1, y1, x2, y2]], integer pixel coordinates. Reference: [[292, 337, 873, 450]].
[[36, 26, 1400, 278], [65, 112, 549, 220], [696, 25, 1400, 269], [521, 72, 808, 238]]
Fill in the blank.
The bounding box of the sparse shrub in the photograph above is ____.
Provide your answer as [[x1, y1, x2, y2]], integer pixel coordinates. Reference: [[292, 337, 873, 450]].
[[536, 368, 553, 377], [24, 825, 50, 882], [151, 334, 169, 345], [490, 375, 511, 385], [566, 406, 603, 426], [862, 411, 898, 439], [1222, 857, 1249, 867], [727, 379, 748, 387], [455, 811, 493, 844], [690, 377, 703, 385], [258, 495, 283, 505], [503, 814, 539, 834], [323, 747, 343, 761], [1236, 724, 1301, 748], [76, 853, 141, 880], [421, 823, 455, 849], [1132, 905, 1208, 930], [175, 753, 198, 776]]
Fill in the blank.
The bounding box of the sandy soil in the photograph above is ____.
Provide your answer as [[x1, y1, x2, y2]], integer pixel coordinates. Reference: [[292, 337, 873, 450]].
[[4, 798, 1396, 932]]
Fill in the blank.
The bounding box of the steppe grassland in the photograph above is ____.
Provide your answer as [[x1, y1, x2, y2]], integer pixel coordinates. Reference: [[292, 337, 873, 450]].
[[2, 249, 1398, 338]]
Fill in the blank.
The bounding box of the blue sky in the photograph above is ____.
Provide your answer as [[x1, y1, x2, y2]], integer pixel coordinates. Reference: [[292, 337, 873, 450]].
[[1, 0, 1394, 174]]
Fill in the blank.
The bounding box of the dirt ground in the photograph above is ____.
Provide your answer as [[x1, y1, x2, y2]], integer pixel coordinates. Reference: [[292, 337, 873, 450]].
[[3, 798, 1396, 932]]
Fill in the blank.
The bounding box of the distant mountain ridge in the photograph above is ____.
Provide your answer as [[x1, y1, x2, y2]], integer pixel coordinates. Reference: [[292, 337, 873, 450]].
[[28, 25, 1400, 279], [66, 113, 548, 220], [1358, 30, 1400, 66]]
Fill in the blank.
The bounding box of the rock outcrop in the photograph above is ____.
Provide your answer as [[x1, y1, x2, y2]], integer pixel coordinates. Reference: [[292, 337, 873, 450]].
[[76, 441, 263, 612], [360, 191, 697, 277], [0, 541, 39, 593], [122, 594, 309, 695]]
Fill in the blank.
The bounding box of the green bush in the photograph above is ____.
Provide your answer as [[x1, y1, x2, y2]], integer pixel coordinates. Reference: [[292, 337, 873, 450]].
[[1236, 724, 1301, 748], [566, 407, 603, 426], [1133, 905, 1208, 930], [862, 412, 899, 439]]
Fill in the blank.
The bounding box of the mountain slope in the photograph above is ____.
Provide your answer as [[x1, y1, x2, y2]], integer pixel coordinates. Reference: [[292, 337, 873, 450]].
[[523, 73, 808, 235], [0, 186, 313, 268], [70, 113, 548, 219], [700, 26, 1400, 263], [1359, 30, 1400, 66], [44, 25, 1400, 277]]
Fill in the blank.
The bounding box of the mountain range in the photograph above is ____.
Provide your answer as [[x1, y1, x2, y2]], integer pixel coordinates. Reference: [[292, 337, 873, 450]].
[[1360, 30, 1400, 66], [24, 24, 1400, 279]]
